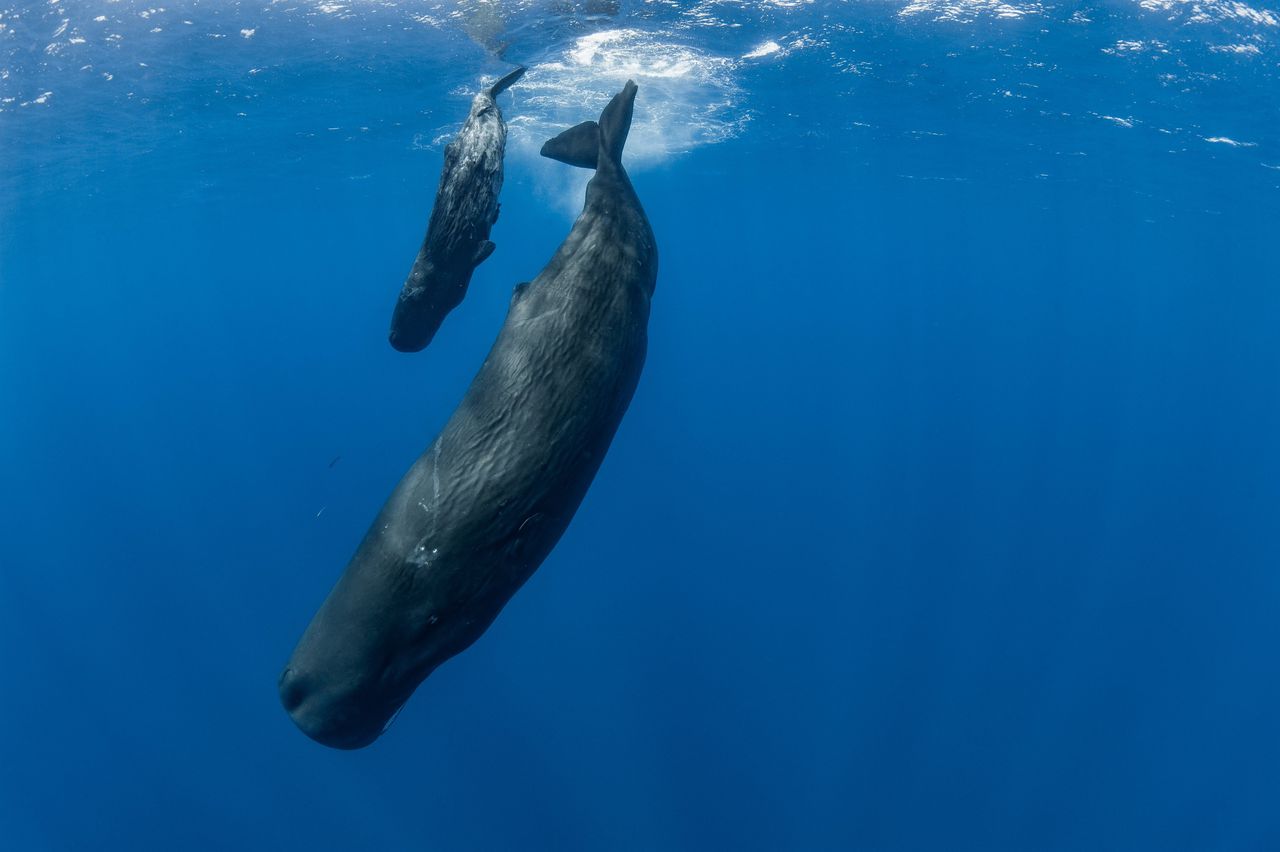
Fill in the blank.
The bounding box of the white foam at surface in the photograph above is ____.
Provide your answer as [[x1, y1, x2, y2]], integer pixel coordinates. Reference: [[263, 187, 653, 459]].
[[897, 0, 1043, 23], [742, 40, 782, 59], [509, 31, 741, 160], [1136, 0, 1278, 27], [1205, 135, 1257, 146], [1103, 38, 1172, 55], [499, 28, 744, 215]]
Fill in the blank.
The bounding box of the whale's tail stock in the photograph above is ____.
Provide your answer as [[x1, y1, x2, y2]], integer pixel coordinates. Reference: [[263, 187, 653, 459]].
[[539, 80, 637, 171]]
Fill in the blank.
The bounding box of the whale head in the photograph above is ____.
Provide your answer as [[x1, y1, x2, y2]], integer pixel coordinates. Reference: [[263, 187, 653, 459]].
[[277, 553, 440, 749]]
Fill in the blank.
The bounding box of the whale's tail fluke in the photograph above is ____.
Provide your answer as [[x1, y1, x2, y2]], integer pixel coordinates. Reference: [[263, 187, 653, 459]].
[[487, 66, 526, 98], [540, 80, 637, 171], [540, 120, 600, 169]]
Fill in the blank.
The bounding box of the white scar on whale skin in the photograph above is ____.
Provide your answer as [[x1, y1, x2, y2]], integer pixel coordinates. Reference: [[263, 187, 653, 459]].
[[416, 441, 443, 514], [515, 306, 564, 328], [412, 441, 443, 565], [431, 439, 442, 537]]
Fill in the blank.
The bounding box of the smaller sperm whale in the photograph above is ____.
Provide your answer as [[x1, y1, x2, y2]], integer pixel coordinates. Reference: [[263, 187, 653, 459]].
[[388, 66, 525, 353], [280, 81, 657, 749]]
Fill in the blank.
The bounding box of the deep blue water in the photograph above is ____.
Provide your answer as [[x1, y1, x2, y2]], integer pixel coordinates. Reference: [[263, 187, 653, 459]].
[[3, 1, 1280, 849]]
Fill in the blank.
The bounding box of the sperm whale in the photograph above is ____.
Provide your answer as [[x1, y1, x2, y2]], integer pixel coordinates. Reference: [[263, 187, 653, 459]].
[[388, 66, 525, 353], [281, 81, 657, 749]]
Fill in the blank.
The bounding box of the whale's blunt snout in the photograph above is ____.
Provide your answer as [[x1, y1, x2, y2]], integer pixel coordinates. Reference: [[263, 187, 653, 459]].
[[389, 293, 446, 353], [278, 666, 306, 714], [388, 325, 429, 353], [277, 665, 383, 750]]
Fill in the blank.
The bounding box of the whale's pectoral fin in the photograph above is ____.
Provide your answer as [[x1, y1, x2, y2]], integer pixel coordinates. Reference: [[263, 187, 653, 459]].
[[540, 121, 600, 169], [508, 282, 532, 314], [473, 240, 496, 266]]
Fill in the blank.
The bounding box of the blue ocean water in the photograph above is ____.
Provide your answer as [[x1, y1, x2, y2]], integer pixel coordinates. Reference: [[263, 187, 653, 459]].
[[2, 1, 1279, 849]]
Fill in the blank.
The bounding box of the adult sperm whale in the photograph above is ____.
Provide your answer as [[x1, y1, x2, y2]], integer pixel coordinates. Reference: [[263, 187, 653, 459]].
[[388, 66, 525, 353], [280, 81, 657, 749]]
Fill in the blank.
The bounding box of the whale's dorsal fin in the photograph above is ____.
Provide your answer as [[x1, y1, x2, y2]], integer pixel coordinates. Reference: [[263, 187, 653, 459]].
[[540, 121, 600, 169]]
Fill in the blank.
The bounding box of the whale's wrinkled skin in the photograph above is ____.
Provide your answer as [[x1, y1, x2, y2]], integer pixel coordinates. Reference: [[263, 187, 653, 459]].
[[281, 81, 657, 749], [388, 66, 525, 353]]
